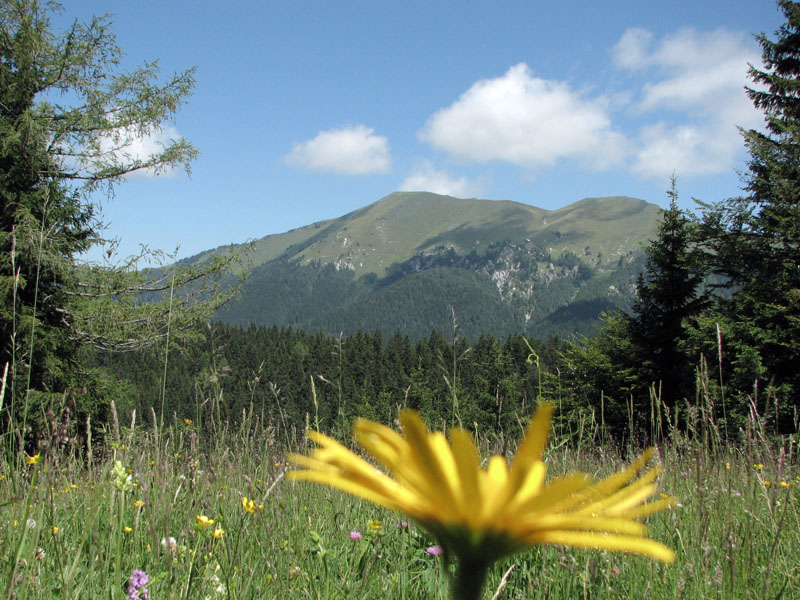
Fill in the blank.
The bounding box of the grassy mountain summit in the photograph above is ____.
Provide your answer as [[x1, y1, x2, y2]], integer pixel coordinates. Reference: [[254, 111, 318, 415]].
[[212, 192, 658, 274], [208, 192, 660, 340]]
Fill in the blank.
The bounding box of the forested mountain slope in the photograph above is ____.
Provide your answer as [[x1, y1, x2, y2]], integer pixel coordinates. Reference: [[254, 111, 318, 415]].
[[203, 192, 659, 340]]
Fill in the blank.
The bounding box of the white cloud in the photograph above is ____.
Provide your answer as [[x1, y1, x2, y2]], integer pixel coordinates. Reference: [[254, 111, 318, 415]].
[[285, 125, 390, 175], [612, 28, 655, 70], [399, 163, 484, 198], [97, 125, 185, 179], [613, 27, 762, 179], [419, 63, 628, 171], [633, 122, 741, 177]]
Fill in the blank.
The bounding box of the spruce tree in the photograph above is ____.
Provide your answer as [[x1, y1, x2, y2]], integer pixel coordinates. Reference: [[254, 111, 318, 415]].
[[630, 180, 707, 405], [698, 0, 800, 411]]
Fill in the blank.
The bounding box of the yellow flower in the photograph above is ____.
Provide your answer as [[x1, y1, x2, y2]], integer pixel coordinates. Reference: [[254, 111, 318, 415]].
[[134, 500, 145, 508], [754, 463, 764, 471], [196, 515, 214, 527], [779, 481, 791, 488], [123, 526, 133, 533], [51, 526, 58, 535], [212, 527, 225, 539], [290, 404, 675, 567], [241, 496, 256, 514], [368, 519, 382, 532], [763, 481, 772, 487], [184, 418, 193, 425], [24, 452, 41, 466]]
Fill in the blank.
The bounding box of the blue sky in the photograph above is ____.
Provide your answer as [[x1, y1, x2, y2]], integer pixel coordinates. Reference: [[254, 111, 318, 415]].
[[55, 1, 785, 263]]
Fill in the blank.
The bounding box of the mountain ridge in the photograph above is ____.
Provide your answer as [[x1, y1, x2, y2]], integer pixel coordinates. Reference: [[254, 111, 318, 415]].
[[198, 192, 658, 273]]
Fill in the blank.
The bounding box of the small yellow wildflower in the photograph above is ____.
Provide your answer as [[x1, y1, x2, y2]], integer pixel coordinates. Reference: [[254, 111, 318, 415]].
[[754, 463, 764, 471], [368, 519, 382, 532], [51, 526, 58, 535], [258, 503, 264, 511], [24, 452, 41, 466], [241, 497, 256, 514], [212, 527, 225, 539], [779, 481, 791, 488], [184, 418, 193, 425], [196, 515, 214, 527], [134, 500, 145, 508], [725, 462, 731, 469], [763, 481, 772, 487], [70, 483, 78, 489], [123, 526, 133, 533], [149, 460, 156, 467]]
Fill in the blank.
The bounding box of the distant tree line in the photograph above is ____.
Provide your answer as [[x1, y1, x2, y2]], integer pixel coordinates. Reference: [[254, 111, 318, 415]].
[[88, 324, 569, 445]]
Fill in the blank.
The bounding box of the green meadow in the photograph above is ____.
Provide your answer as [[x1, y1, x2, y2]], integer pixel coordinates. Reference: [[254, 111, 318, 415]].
[[2, 403, 797, 599]]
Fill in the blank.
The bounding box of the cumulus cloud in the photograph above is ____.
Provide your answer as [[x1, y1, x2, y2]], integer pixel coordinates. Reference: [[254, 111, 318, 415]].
[[285, 125, 390, 175], [419, 63, 628, 171], [633, 122, 741, 177], [398, 163, 484, 198], [613, 27, 762, 178]]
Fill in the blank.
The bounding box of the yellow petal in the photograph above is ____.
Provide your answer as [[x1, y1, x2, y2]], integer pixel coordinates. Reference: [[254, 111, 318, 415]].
[[527, 530, 675, 563], [450, 427, 482, 519], [289, 469, 405, 512], [399, 410, 460, 511]]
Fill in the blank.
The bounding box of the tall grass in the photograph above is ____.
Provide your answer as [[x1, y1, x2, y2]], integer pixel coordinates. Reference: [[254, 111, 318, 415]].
[[1, 380, 797, 600]]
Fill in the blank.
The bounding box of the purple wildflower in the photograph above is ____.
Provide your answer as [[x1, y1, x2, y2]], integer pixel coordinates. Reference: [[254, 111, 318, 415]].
[[426, 545, 443, 556], [396, 520, 413, 530], [127, 569, 149, 600], [349, 530, 362, 541]]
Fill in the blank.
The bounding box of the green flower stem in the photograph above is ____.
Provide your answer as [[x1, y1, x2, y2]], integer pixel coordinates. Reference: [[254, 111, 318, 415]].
[[453, 558, 490, 600]]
